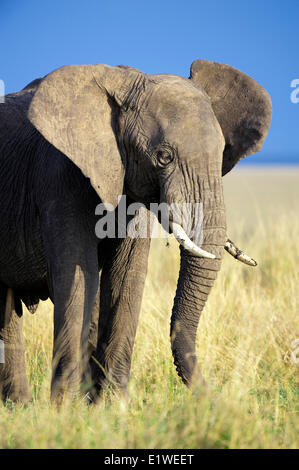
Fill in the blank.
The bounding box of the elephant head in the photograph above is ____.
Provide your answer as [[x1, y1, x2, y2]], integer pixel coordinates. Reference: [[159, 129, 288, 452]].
[[27, 60, 272, 386]]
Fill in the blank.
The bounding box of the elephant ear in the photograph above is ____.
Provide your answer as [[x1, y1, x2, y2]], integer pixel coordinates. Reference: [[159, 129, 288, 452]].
[[190, 59, 272, 176], [28, 64, 147, 208]]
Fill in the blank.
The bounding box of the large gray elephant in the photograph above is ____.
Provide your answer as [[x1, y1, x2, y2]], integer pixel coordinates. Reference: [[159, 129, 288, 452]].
[[0, 60, 272, 403]]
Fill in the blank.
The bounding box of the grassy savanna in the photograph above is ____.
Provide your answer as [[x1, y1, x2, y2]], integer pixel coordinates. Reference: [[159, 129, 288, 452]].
[[0, 168, 298, 449]]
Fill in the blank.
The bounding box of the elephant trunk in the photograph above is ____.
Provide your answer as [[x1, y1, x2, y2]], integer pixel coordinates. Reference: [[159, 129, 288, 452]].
[[170, 175, 226, 385]]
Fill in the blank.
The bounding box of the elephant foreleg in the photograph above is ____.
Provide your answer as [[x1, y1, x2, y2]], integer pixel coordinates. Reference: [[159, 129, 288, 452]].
[[0, 284, 32, 403], [90, 231, 151, 400], [81, 279, 100, 398], [41, 204, 99, 404]]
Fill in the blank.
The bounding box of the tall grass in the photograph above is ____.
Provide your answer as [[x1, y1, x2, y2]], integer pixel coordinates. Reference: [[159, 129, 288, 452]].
[[0, 168, 298, 449]]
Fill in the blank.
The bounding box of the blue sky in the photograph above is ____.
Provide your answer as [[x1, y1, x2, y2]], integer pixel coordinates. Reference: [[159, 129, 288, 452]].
[[1, 0, 298, 164]]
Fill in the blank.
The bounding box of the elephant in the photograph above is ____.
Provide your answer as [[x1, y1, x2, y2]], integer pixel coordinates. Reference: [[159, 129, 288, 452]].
[[0, 59, 272, 404]]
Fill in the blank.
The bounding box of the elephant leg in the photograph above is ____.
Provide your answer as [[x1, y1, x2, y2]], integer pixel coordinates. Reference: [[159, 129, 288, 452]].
[[90, 231, 151, 400], [0, 284, 32, 403], [81, 240, 111, 395], [81, 280, 100, 398], [41, 205, 99, 404], [51, 269, 99, 404]]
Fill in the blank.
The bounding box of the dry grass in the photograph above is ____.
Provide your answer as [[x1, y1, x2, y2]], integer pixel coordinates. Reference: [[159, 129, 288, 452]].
[[0, 167, 298, 449]]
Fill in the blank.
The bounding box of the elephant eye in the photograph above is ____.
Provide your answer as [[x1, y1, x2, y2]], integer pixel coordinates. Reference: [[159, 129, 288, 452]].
[[156, 150, 174, 167]]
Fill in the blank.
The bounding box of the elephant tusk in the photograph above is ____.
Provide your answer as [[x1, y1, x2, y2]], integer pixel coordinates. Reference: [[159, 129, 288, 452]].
[[169, 222, 216, 259], [224, 238, 257, 267]]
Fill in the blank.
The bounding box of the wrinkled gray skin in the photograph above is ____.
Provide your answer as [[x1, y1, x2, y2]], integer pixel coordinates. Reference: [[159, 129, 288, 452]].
[[0, 60, 272, 403]]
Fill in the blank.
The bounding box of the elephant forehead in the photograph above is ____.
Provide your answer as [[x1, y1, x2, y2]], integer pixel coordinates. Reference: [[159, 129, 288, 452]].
[[144, 79, 220, 138], [145, 84, 224, 153], [148, 77, 208, 114]]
